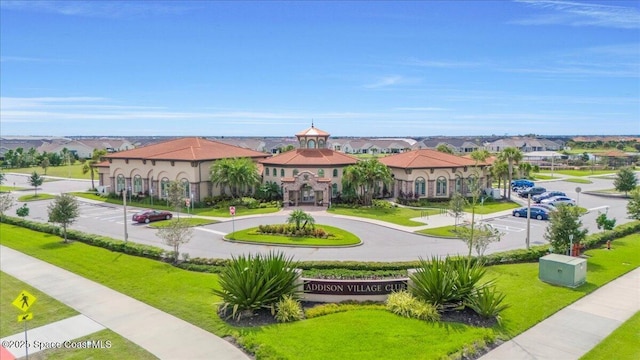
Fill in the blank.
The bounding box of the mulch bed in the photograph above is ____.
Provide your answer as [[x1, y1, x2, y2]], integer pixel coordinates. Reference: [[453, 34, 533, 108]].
[[219, 304, 497, 328]]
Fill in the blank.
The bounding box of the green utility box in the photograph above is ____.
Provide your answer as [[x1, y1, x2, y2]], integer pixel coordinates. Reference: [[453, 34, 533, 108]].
[[539, 254, 587, 288]]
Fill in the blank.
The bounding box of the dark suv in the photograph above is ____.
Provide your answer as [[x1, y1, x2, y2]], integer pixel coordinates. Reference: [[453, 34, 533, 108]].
[[518, 186, 546, 198]]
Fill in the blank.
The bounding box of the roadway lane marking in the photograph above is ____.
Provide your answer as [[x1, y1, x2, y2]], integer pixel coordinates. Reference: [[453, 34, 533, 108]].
[[587, 206, 610, 213], [195, 228, 227, 236]]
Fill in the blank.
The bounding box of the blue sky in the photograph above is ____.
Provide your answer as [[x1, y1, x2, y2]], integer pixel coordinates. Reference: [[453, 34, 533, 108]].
[[1, 0, 638, 137]]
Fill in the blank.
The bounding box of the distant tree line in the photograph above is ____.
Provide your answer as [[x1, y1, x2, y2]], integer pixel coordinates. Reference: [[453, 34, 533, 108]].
[[1, 147, 80, 169]]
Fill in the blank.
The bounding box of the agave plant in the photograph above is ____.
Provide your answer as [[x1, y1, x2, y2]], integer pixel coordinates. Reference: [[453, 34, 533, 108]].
[[450, 259, 494, 303], [214, 251, 301, 320], [409, 256, 458, 308], [465, 286, 510, 321]]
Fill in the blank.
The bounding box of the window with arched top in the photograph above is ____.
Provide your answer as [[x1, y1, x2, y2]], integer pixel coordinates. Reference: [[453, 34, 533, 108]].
[[307, 139, 316, 148], [160, 178, 170, 198], [415, 177, 426, 196], [273, 168, 277, 177], [319, 139, 325, 148], [265, 168, 270, 176], [467, 175, 477, 193], [455, 176, 463, 194], [133, 175, 143, 194], [116, 174, 125, 192], [300, 139, 306, 148], [280, 169, 285, 177], [436, 177, 447, 196], [332, 183, 338, 197], [181, 178, 190, 198], [293, 169, 299, 176], [333, 169, 338, 177], [318, 169, 325, 177]]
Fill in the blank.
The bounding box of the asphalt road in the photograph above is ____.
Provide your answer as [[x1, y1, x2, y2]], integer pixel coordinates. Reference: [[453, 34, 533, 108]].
[[3, 173, 634, 262]]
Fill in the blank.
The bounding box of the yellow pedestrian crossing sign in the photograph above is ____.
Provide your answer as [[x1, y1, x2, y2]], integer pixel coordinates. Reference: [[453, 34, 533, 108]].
[[12, 290, 37, 312], [17, 313, 33, 322]]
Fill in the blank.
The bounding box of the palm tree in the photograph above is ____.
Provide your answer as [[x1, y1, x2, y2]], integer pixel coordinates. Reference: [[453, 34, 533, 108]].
[[82, 149, 107, 190], [498, 147, 523, 200], [210, 157, 261, 198], [491, 159, 509, 198], [287, 209, 315, 230], [342, 159, 392, 206]]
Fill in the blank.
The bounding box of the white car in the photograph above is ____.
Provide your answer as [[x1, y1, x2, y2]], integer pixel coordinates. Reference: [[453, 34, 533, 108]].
[[541, 196, 576, 207]]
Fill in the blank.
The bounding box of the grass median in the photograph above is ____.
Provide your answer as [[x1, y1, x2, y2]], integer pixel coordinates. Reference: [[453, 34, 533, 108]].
[[1, 223, 638, 359], [227, 225, 360, 246]]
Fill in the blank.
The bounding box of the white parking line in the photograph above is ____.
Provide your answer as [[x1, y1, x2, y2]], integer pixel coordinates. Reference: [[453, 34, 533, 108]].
[[482, 223, 525, 232], [195, 227, 227, 236]]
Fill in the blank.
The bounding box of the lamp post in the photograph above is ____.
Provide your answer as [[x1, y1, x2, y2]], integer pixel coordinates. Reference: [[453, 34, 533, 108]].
[[526, 194, 531, 249], [123, 188, 128, 243], [568, 234, 574, 256]]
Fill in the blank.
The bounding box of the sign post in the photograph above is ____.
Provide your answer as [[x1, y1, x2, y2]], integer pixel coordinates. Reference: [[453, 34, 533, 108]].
[[229, 206, 236, 239], [13, 290, 37, 360]]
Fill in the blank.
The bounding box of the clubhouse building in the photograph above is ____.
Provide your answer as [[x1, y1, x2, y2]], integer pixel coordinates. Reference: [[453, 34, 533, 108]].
[[97, 125, 490, 204]]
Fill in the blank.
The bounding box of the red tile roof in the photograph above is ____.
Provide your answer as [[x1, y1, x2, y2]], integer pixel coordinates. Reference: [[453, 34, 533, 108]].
[[260, 149, 358, 166], [105, 137, 269, 161], [295, 126, 330, 137], [379, 149, 486, 169]]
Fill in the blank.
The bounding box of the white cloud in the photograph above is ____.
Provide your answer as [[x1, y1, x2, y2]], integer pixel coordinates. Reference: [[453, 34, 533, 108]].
[[513, 0, 640, 29], [0, 0, 194, 18], [363, 76, 420, 89]]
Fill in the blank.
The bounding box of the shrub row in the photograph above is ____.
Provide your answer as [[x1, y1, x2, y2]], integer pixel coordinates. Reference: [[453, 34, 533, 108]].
[[257, 224, 330, 238]]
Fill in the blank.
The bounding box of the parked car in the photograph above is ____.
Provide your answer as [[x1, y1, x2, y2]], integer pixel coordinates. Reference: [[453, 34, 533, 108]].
[[132, 210, 173, 223], [541, 196, 576, 207], [532, 191, 566, 203], [511, 179, 534, 189], [518, 186, 547, 198], [512, 206, 550, 220], [532, 204, 557, 212]]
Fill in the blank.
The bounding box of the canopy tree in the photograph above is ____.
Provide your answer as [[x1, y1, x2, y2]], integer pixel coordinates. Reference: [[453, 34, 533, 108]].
[[47, 193, 80, 243], [614, 167, 638, 196]]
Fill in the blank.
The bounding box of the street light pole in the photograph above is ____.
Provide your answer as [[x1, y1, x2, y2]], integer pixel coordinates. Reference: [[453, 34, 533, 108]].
[[123, 189, 128, 243], [526, 194, 531, 249]]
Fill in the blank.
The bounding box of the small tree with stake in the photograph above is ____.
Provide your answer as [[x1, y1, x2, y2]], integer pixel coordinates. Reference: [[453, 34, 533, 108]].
[[544, 205, 588, 255], [156, 218, 194, 264], [29, 171, 44, 197], [47, 193, 80, 243]]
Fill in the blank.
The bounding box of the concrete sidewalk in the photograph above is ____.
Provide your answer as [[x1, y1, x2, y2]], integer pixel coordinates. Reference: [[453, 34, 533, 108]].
[[480, 267, 640, 360], [0, 246, 250, 360]]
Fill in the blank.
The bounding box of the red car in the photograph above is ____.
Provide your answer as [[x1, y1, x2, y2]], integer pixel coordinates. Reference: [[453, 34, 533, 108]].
[[132, 210, 173, 224]]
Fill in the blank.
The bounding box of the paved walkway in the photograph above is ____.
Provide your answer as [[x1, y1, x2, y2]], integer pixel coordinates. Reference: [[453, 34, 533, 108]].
[[0, 246, 250, 360], [480, 267, 640, 360]]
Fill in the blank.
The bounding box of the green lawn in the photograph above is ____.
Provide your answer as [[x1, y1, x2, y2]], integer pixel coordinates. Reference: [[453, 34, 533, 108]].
[[563, 178, 593, 184], [531, 174, 559, 180], [327, 207, 434, 226], [28, 329, 159, 360], [580, 311, 640, 360], [466, 201, 519, 215], [0, 186, 25, 192], [7, 164, 91, 180], [71, 192, 281, 217], [17, 193, 56, 202], [0, 272, 156, 359], [538, 169, 615, 177], [1, 223, 639, 360], [416, 225, 460, 238], [0, 271, 78, 337], [228, 225, 360, 246], [147, 217, 218, 228]]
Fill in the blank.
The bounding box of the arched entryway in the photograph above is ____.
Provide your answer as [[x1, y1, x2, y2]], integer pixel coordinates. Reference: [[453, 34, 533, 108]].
[[282, 171, 330, 207]]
